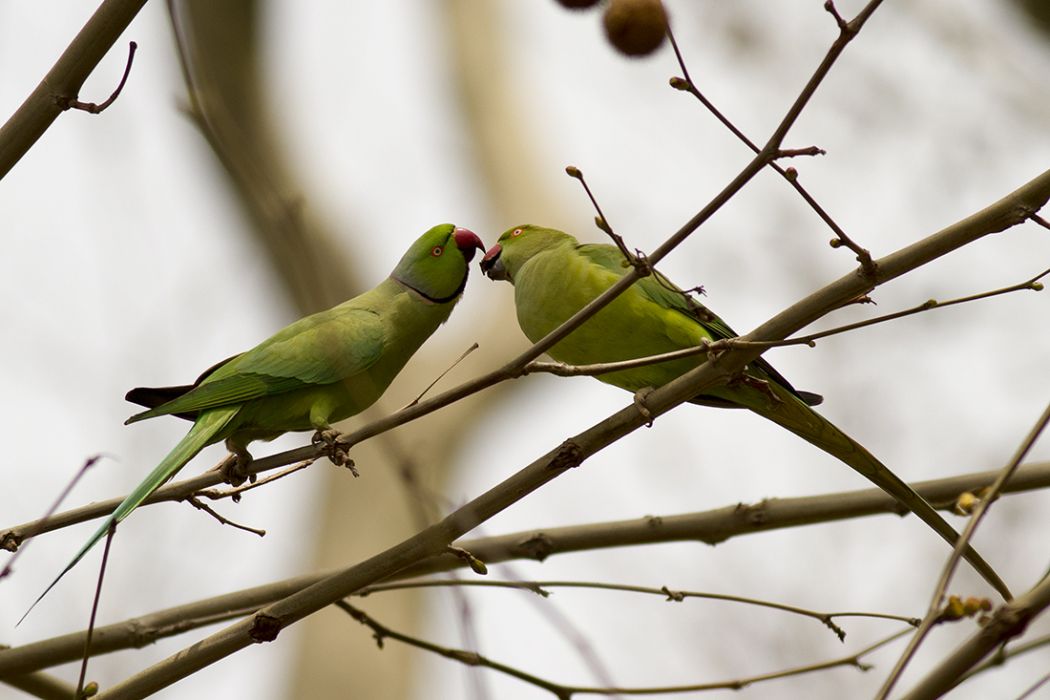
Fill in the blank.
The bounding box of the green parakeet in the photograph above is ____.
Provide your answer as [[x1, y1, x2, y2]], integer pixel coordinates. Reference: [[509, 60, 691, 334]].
[[480, 224, 1008, 598], [30, 223, 485, 612]]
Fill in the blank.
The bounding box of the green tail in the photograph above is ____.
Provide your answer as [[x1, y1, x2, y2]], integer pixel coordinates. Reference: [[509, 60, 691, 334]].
[[731, 381, 1011, 600], [21, 407, 238, 623]]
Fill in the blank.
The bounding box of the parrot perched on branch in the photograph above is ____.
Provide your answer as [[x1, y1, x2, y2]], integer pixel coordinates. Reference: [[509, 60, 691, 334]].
[[480, 223, 1009, 599], [27, 223, 485, 616]]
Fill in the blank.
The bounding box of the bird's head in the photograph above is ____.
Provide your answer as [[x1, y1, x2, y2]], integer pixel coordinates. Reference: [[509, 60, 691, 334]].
[[392, 224, 485, 303], [480, 224, 574, 284]]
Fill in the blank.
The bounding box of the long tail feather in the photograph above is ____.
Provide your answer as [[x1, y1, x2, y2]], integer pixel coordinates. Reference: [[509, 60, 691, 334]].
[[731, 382, 1011, 600], [20, 407, 238, 623]]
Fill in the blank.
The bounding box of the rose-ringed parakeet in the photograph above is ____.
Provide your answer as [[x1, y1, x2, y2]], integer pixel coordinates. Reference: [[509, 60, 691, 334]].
[[480, 224, 1009, 598], [29, 224, 485, 613]]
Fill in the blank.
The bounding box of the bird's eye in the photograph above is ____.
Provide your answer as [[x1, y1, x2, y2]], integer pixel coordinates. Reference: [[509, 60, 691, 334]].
[[511, 228, 523, 237], [431, 246, 444, 256]]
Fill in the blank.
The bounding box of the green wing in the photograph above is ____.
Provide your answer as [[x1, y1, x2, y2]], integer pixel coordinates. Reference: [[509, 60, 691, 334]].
[[126, 307, 386, 423], [576, 244, 820, 406]]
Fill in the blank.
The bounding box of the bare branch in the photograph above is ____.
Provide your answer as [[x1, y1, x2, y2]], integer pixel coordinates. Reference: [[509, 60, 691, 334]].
[[721, 266, 1050, 353], [337, 601, 914, 698], [195, 459, 315, 502], [358, 578, 922, 641], [404, 343, 479, 409], [564, 165, 633, 263], [76, 522, 117, 698], [666, 19, 875, 271], [900, 574, 1050, 700], [185, 497, 266, 537], [59, 42, 137, 114], [3, 463, 1045, 678], [0, 455, 103, 575], [880, 402, 1050, 698]]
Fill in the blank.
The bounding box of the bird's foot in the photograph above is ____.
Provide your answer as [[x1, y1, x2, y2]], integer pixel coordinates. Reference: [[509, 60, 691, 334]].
[[219, 444, 256, 487], [634, 387, 655, 427], [313, 429, 359, 477]]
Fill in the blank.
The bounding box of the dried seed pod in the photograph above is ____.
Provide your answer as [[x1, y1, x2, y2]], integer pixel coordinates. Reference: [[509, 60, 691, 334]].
[[603, 0, 668, 57]]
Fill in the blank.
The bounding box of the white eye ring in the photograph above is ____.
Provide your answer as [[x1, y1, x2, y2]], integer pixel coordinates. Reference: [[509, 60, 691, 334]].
[[511, 228, 523, 237], [431, 246, 444, 256]]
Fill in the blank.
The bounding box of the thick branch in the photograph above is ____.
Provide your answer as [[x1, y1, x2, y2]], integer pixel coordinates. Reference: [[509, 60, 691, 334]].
[[3, 462, 1046, 679]]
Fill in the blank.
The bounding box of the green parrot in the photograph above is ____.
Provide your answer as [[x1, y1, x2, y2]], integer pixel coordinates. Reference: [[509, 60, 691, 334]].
[[29, 223, 485, 614], [480, 224, 1009, 598]]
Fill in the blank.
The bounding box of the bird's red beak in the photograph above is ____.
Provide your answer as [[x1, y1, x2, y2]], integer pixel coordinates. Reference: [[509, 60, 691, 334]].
[[453, 227, 485, 263]]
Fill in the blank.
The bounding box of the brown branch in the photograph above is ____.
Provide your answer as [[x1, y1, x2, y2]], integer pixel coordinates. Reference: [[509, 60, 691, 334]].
[[719, 265, 1050, 352], [0, 0, 148, 179], [564, 165, 634, 263], [185, 497, 266, 537], [358, 578, 922, 641], [879, 402, 1050, 698], [4, 462, 1046, 679], [666, 22, 875, 272], [0, 455, 103, 576], [900, 573, 1050, 700], [59, 41, 137, 114], [77, 522, 117, 698], [195, 459, 315, 501], [337, 601, 913, 698]]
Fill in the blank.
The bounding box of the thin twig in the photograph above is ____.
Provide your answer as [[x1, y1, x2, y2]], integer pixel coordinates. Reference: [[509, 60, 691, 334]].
[[186, 497, 266, 537], [404, 343, 479, 409], [564, 165, 634, 263], [1, 455, 103, 574], [338, 601, 912, 698], [357, 578, 920, 641], [60, 41, 137, 114], [721, 266, 1050, 352], [566, 165, 713, 305], [195, 459, 315, 501], [76, 522, 116, 699], [878, 402, 1050, 699], [666, 25, 875, 272]]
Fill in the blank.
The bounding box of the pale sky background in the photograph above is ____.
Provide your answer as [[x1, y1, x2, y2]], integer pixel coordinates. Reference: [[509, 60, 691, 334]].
[[2, 1, 1049, 699]]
